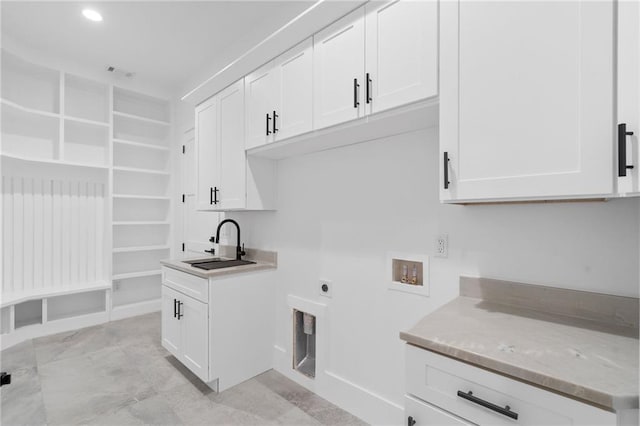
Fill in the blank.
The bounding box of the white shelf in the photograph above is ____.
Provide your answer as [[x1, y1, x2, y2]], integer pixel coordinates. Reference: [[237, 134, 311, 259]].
[[112, 194, 170, 200], [1, 98, 60, 119], [113, 138, 170, 151], [112, 245, 171, 253], [1, 153, 110, 171], [1, 281, 111, 308], [113, 111, 170, 126], [112, 270, 162, 280], [112, 221, 170, 225], [112, 166, 170, 176], [64, 115, 109, 128]]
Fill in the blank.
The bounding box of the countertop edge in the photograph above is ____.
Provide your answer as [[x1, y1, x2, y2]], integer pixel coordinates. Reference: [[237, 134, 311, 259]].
[[399, 332, 637, 411], [160, 259, 277, 279]]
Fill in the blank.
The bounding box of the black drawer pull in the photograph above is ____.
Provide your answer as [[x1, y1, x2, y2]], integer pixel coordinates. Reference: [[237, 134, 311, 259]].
[[457, 390, 518, 420], [266, 113, 272, 136], [353, 78, 360, 108], [443, 152, 450, 189], [366, 73, 372, 104], [618, 123, 635, 177], [177, 301, 184, 320], [173, 299, 177, 318]]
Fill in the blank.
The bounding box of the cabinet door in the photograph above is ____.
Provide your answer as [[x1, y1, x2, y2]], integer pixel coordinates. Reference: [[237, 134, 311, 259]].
[[313, 7, 365, 129], [245, 62, 276, 150], [617, 0, 640, 196], [195, 97, 219, 210], [365, 0, 438, 115], [405, 395, 474, 426], [218, 79, 246, 210], [440, 1, 614, 202], [273, 38, 313, 141], [161, 285, 181, 358], [179, 294, 209, 382]]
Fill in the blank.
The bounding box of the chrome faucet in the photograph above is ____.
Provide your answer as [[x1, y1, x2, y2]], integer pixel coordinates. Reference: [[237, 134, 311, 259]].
[[213, 219, 246, 260]]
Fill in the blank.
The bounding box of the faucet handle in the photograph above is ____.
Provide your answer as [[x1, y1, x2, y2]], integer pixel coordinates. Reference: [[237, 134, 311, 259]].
[[209, 236, 216, 243], [240, 243, 246, 257]]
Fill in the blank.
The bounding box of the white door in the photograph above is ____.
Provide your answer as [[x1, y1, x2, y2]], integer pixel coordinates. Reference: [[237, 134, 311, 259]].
[[218, 79, 246, 210], [313, 7, 365, 129], [440, 1, 614, 202], [161, 285, 181, 358], [273, 38, 313, 141], [244, 61, 276, 150], [195, 97, 219, 210], [617, 0, 640, 196], [181, 127, 219, 256], [365, 0, 438, 114], [180, 294, 209, 382]]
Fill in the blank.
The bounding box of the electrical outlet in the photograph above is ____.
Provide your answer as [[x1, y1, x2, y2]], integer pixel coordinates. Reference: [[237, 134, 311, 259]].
[[319, 279, 332, 298], [435, 234, 448, 258]]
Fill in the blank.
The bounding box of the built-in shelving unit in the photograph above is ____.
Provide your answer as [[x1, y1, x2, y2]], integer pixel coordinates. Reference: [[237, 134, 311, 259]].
[[1, 48, 172, 348], [111, 87, 171, 320]]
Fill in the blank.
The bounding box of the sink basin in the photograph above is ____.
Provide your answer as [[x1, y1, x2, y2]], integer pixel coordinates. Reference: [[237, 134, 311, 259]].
[[184, 259, 256, 270]]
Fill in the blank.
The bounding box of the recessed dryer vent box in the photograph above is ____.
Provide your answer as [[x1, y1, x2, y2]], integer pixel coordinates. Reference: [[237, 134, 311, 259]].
[[387, 252, 429, 297]]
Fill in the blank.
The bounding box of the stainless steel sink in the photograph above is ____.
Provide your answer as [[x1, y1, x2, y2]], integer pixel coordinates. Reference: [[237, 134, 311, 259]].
[[184, 258, 256, 270]]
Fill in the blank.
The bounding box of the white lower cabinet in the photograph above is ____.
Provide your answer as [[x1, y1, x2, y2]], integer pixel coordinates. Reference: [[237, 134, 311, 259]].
[[161, 284, 209, 382], [161, 266, 275, 392], [405, 345, 620, 426]]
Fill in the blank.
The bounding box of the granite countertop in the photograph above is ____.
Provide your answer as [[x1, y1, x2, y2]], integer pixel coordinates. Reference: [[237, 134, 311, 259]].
[[400, 277, 640, 411], [161, 246, 277, 279]]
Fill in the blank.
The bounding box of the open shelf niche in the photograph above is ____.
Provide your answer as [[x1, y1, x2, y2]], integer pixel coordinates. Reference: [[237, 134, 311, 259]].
[[111, 87, 171, 318], [1, 48, 173, 349]]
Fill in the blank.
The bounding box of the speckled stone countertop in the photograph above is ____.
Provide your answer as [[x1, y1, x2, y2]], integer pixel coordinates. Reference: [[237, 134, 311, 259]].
[[400, 276, 639, 411], [161, 246, 277, 279]]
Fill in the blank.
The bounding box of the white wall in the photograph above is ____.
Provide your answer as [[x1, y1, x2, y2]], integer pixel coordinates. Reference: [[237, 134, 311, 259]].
[[221, 127, 640, 424]]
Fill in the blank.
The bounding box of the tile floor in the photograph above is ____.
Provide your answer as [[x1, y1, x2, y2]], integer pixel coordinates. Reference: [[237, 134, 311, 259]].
[[0, 312, 366, 426]]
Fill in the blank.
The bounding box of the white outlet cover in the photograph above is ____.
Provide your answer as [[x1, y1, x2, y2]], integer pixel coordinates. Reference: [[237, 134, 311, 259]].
[[435, 234, 448, 258]]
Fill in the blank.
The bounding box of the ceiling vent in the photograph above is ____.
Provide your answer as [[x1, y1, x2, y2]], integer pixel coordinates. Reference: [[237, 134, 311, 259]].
[[106, 66, 135, 79]]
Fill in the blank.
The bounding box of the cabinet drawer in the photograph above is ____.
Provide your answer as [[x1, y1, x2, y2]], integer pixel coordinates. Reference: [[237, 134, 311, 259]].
[[405, 394, 475, 426], [406, 345, 616, 426], [162, 267, 208, 303]]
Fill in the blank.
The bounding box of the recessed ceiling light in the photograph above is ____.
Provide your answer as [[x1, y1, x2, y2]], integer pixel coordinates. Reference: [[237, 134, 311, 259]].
[[82, 9, 103, 22]]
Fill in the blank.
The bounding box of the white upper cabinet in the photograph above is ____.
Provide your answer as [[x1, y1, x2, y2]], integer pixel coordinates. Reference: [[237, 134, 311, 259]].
[[617, 0, 640, 196], [364, 0, 438, 115], [440, 1, 615, 202], [244, 38, 313, 148], [195, 96, 218, 210], [217, 80, 246, 210], [244, 61, 276, 150], [196, 80, 276, 211], [313, 8, 366, 129], [272, 38, 313, 141]]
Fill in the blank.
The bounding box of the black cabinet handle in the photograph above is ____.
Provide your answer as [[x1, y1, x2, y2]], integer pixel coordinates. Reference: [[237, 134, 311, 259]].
[[266, 113, 272, 136], [443, 152, 450, 189], [457, 390, 518, 420], [173, 299, 177, 318], [618, 123, 635, 177], [177, 301, 184, 320], [213, 187, 219, 205], [210, 187, 214, 205], [354, 78, 360, 108], [273, 111, 279, 134], [366, 73, 372, 104], [407, 416, 416, 426]]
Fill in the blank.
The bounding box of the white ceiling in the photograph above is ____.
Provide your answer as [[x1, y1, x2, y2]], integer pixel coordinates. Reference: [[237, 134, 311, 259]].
[[1, 1, 314, 95]]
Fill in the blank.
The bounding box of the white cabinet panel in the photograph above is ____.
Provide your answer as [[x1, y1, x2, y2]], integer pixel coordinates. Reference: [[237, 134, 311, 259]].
[[365, 0, 438, 114], [617, 0, 640, 196], [405, 395, 474, 426], [161, 286, 181, 357], [195, 97, 218, 210], [180, 294, 209, 382], [440, 1, 614, 202], [244, 62, 276, 150], [313, 8, 365, 129], [218, 80, 246, 210], [273, 38, 313, 140]]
